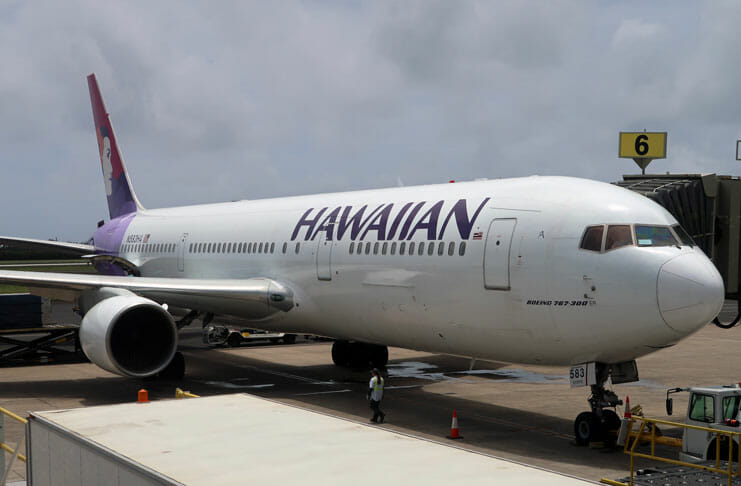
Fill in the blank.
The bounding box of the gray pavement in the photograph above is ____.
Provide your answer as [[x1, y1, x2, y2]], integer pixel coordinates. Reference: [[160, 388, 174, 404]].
[[2, 316, 740, 484]]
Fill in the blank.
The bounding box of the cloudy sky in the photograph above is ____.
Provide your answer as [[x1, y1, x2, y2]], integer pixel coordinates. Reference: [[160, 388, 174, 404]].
[[2, 1, 741, 241]]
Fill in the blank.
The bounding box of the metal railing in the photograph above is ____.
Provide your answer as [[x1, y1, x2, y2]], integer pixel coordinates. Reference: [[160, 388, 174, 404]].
[[1, 406, 28, 486], [601, 415, 741, 486]]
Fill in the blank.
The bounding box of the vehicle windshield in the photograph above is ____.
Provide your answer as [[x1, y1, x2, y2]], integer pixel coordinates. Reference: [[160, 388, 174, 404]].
[[723, 396, 741, 421], [635, 225, 679, 247]]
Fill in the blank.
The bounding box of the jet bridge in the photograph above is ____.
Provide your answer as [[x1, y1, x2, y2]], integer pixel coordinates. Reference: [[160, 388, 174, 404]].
[[615, 173, 741, 326]]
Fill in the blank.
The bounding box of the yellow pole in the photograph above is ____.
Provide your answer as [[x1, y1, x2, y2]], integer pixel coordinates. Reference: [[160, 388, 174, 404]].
[[0, 407, 27, 424]]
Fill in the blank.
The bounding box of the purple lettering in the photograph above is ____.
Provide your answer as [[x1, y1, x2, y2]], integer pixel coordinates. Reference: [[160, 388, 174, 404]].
[[386, 202, 413, 240], [398, 202, 426, 240], [310, 207, 342, 241], [437, 197, 491, 239], [360, 204, 394, 240], [406, 200, 444, 241], [290, 207, 328, 241]]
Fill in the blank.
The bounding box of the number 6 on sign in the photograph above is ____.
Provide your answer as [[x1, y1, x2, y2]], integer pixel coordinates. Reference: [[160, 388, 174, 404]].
[[569, 362, 596, 388], [618, 132, 667, 159]]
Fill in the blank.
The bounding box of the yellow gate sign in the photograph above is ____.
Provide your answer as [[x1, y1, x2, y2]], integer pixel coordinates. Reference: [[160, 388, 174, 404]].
[[619, 132, 667, 159]]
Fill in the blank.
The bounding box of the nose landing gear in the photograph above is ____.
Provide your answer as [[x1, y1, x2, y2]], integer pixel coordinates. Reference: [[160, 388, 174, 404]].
[[574, 363, 623, 445]]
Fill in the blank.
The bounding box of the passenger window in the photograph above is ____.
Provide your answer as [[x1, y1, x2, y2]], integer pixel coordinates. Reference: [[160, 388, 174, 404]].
[[270, 243, 275, 254], [427, 242, 434, 256], [258, 243, 263, 253], [409, 242, 415, 255], [418, 242, 425, 256], [438, 242, 445, 256], [606, 225, 633, 250], [399, 242, 406, 255], [373, 242, 379, 255], [382, 242, 388, 255], [635, 225, 678, 247], [390, 242, 396, 255], [282, 242, 287, 254], [689, 394, 715, 423], [265, 242, 269, 253], [349, 242, 355, 254], [448, 242, 455, 256], [295, 242, 300, 254], [580, 226, 604, 252], [459, 241, 466, 256], [365, 242, 371, 255], [356, 242, 362, 255]]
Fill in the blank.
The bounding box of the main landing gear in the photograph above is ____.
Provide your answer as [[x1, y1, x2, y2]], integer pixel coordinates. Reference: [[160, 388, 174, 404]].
[[574, 363, 623, 445], [331, 340, 388, 368]]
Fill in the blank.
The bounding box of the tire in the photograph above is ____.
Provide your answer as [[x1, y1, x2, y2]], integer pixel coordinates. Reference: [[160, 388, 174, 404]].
[[282, 334, 296, 345], [574, 411, 601, 445], [602, 410, 621, 432], [159, 351, 185, 380], [348, 342, 371, 368], [331, 340, 351, 366], [368, 344, 388, 368], [227, 332, 242, 347]]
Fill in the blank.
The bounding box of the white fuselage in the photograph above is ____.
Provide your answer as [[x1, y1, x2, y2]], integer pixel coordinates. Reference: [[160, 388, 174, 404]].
[[104, 176, 723, 366]]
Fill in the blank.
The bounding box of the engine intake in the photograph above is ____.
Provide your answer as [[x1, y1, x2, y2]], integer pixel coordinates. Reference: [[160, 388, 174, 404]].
[[80, 295, 177, 377]]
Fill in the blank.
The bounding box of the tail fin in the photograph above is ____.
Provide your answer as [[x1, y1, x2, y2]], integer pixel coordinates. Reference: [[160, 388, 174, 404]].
[[87, 73, 143, 219]]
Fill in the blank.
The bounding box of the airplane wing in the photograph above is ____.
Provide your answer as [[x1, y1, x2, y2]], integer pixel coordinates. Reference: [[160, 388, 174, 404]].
[[0, 270, 294, 319], [0, 236, 94, 258]]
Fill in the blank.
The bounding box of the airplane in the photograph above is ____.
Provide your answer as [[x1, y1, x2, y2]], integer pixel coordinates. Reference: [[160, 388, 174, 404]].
[[0, 74, 724, 445]]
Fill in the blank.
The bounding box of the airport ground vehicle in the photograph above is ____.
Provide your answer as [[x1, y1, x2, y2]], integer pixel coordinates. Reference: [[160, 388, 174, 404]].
[[203, 325, 296, 347], [666, 385, 741, 461]]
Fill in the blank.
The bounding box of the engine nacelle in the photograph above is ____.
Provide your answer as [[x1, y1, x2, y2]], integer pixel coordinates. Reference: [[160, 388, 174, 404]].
[[80, 295, 178, 377]]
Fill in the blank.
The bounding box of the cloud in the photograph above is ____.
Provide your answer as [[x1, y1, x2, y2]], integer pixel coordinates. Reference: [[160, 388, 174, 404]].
[[1, 1, 740, 241]]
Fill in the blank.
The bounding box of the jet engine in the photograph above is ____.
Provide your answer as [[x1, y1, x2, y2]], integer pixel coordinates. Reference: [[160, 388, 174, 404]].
[[79, 294, 178, 377]]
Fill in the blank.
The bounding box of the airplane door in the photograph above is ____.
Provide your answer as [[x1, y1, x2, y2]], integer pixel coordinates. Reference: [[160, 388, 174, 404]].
[[178, 233, 188, 272], [316, 229, 332, 281], [483, 219, 516, 290]]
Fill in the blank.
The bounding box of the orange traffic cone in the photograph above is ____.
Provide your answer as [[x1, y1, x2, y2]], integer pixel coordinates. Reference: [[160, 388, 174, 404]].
[[624, 396, 631, 419], [138, 389, 149, 403], [448, 410, 463, 439]]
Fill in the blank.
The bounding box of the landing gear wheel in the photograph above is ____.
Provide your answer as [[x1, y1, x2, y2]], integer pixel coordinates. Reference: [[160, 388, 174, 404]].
[[601, 410, 621, 439], [367, 344, 388, 368], [574, 411, 601, 445], [282, 334, 296, 345], [227, 333, 242, 347], [159, 351, 185, 380], [332, 340, 351, 366]]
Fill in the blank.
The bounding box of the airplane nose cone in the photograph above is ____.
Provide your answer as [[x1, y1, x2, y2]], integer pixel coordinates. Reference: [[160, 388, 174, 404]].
[[657, 253, 724, 334]]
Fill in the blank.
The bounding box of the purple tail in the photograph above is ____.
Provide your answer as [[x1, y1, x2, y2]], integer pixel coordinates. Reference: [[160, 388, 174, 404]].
[[87, 74, 143, 219]]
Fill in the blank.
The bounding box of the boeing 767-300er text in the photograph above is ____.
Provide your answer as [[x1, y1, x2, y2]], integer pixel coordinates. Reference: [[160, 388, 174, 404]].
[[0, 74, 724, 444]]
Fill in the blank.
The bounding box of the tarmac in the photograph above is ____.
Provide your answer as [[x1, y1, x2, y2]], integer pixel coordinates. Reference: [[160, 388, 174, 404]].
[[2, 312, 741, 484]]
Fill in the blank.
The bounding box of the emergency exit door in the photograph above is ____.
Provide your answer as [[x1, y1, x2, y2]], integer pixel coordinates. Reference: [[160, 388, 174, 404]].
[[316, 230, 333, 281], [483, 219, 516, 290]]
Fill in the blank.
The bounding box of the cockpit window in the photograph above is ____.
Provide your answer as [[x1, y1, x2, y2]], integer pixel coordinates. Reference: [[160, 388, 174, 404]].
[[606, 225, 633, 250], [580, 225, 604, 252], [672, 224, 696, 247], [635, 225, 678, 247]]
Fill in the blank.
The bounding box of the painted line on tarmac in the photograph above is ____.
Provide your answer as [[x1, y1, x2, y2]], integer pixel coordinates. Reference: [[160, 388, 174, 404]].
[[239, 364, 339, 386], [293, 389, 352, 396]]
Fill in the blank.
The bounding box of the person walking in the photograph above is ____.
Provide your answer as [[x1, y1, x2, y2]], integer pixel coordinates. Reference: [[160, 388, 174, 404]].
[[367, 368, 385, 423]]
